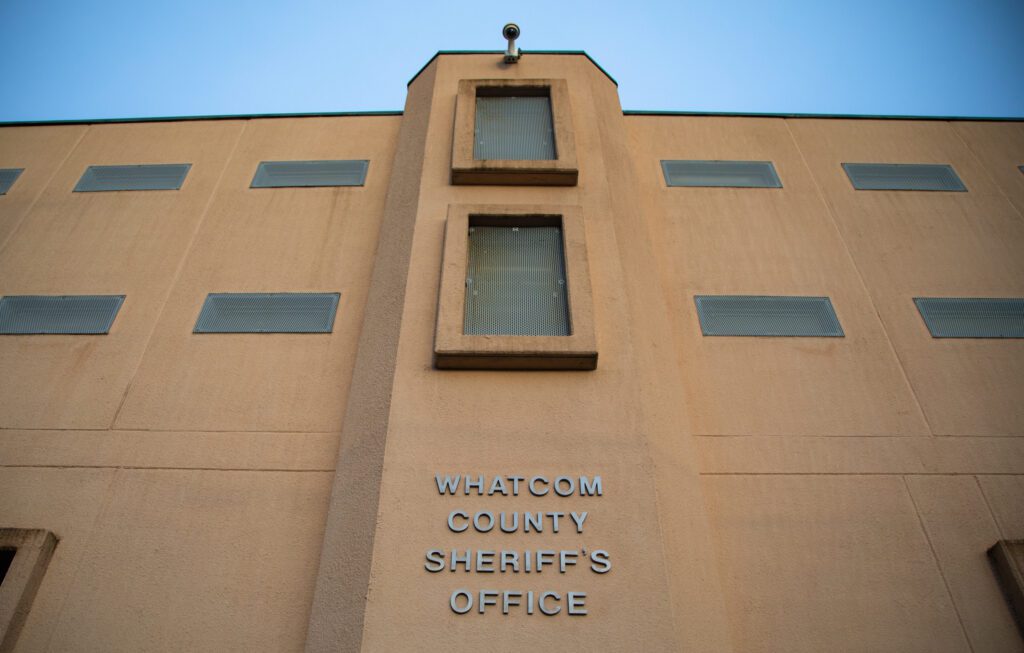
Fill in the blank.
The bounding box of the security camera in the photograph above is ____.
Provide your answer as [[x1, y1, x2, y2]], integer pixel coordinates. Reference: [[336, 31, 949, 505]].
[[503, 23, 521, 63]]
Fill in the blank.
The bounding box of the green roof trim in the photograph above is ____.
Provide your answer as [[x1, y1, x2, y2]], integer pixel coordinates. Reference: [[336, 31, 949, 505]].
[[623, 110, 1023, 122], [407, 50, 618, 87], [0, 110, 402, 128]]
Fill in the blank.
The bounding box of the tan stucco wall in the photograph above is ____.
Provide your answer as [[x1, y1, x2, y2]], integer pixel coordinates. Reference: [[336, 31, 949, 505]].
[[0, 115, 400, 652], [1, 52, 1022, 653], [346, 54, 732, 652], [628, 114, 1024, 652]]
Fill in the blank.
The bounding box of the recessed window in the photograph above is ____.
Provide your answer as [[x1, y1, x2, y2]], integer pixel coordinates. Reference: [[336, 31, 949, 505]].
[[0, 168, 24, 195], [434, 204, 596, 369], [0, 529, 57, 651], [661, 160, 782, 188], [0, 548, 14, 585], [250, 160, 368, 188], [694, 295, 844, 337], [464, 223, 570, 336], [987, 540, 1024, 630], [74, 164, 191, 192], [0, 295, 125, 335], [474, 91, 555, 161], [194, 293, 340, 334], [451, 79, 578, 186], [842, 163, 966, 191], [914, 298, 1024, 338]]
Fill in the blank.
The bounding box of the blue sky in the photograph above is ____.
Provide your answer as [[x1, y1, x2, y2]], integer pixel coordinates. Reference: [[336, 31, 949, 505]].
[[1, 0, 1022, 122]]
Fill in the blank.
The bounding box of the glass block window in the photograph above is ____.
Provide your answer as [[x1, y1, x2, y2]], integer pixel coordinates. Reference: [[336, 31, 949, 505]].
[[194, 293, 340, 333], [74, 164, 191, 192], [842, 163, 966, 191], [0, 168, 24, 195], [695, 295, 844, 337], [914, 298, 1024, 338], [661, 160, 782, 188], [250, 160, 368, 188], [464, 225, 570, 336], [0, 295, 125, 334], [474, 95, 555, 161]]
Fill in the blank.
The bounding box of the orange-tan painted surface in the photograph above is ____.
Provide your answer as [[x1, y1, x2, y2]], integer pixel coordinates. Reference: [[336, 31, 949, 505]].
[[0, 52, 1022, 652]]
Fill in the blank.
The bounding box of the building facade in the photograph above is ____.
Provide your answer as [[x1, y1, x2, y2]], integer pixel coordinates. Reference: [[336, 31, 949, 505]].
[[1, 51, 1023, 652]]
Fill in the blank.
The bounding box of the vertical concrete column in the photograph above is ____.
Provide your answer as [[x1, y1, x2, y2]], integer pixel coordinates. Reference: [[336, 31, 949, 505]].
[[304, 62, 437, 653]]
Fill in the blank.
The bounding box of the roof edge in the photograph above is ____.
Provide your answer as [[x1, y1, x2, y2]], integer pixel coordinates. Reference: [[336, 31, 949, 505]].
[[0, 110, 403, 128], [407, 50, 617, 87], [623, 109, 1024, 122], [5, 107, 1019, 129]]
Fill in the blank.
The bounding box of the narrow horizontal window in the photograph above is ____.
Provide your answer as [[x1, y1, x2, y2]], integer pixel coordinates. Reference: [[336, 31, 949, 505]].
[[914, 298, 1024, 338], [475, 94, 555, 161], [464, 224, 570, 336], [695, 295, 844, 337], [250, 160, 368, 188], [661, 160, 782, 188], [194, 293, 340, 333], [0, 295, 125, 335], [0, 168, 24, 195], [74, 164, 191, 192], [842, 163, 966, 191]]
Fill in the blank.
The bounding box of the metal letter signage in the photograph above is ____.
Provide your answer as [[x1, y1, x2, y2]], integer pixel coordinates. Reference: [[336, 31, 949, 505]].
[[426, 473, 609, 616]]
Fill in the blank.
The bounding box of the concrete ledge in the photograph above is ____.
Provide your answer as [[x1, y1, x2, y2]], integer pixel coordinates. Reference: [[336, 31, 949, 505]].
[[0, 529, 57, 653], [988, 540, 1024, 634]]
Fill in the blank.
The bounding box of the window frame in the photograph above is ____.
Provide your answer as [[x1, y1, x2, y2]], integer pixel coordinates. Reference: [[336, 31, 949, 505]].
[[451, 79, 578, 186], [73, 164, 191, 192], [434, 204, 596, 370], [0, 529, 57, 651], [988, 540, 1024, 630]]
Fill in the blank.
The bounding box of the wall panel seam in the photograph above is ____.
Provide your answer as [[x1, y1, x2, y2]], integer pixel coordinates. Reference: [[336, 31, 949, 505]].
[[107, 121, 249, 430], [950, 121, 1024, 225], [974, 475, 1009, 539], [903, 476, 976, 652], [782, 118, 934, 436], [37, 466, 119, 653], [0, 126, 89, 257]]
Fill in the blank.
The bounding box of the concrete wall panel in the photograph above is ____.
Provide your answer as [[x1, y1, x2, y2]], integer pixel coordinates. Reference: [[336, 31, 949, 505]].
[[0, 468, 117, 652], [789, 119, 1024, 435], [704, 475, 971, 653], [30, 469, 331, 653], [952, 122, 1024, 219], [906, 475, 1022, 652], [0, 429, 336, 471], [113, 117, 399, 432], [626, 116, 929, 436], [0, 121, 245, 429], [353, 54, 733, 652], [978, 475, 1024, 539], [0, 125, 87, 246]]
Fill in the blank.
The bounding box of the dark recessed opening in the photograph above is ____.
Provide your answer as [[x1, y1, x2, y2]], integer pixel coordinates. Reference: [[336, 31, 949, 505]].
[[464, 215, 570, 336], [474, 88, 555, 161], [0, 548, 16, 586]]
